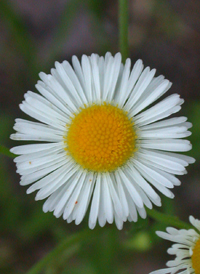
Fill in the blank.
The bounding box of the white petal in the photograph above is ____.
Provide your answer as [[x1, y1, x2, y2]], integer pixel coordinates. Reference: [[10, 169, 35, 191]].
[[114, 57, 131, 106], [114, 172, 129, 218], [107, 173, 123, 220], [140, 116, 188, 130], [81, 55, 93, 102], [98, 179, 107, 227], [35, 165, 79, 200], [62, 171, 86, 219], [106, 53, 122, 102], [140, 139, 192, 152], [73, 173, 95, 225], [130, 79, 171, 116], [102, 173, 114, 223], [133, 160, 175, 198], [117, 169, 144, 208], [72, 55, 89, 102], [135, 94, 183, 126], [20, 159, 67, 186], [125, 67, 156, 111], [10, 142, 61, 155], [89, 174, 101, 229], [120, 59, 144, 106]]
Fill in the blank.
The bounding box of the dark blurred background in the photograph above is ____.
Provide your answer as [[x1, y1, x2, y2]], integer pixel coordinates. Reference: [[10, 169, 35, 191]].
[[0, 0, 200, 273]]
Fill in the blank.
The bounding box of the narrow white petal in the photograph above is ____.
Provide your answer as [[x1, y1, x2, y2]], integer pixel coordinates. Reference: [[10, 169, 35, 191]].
[[43, 185, 67, 213], [140, 117, 188, 130], [52, 171, 84, 217], [114, 58, 131, 106], [135, 94, 183, 126], [137, 206, 147, 219], [63, 171, 86, 219], [73, 173, 95, 225], [89, 174, 101, 229], [35, 165, 79, 200], [54, 61, 83, 106], [123, 186, 138, 222], [130, 79, 171, 116], [114, 172, 129, 218], [102, 173, 114, 223], [10, 133, 62, 142], [36, 81, 73, 115], [72, 55, 89, 102], [16, 151, 66, 172], [14, 146, 62, 164], [98, 179, 107, 227], [20, 159, 67, 186], [18, 102, 65, 130], [106, 52, 122, 101], [90, 54, 101, 101], [26, 164, 68, 193], [126, 163, 160, 202], [107, 174, 123, 220], [114, 214, 124, 230], [40, 71, 77, 112], [134, 160, 175, 198], [117, 169, 144, 208], [25, 91, 71, 121], [125, 67, 156, 111], [10, 142, 61, 155], [81, 55, 93, 102], [17, 154, 67, 176], [140, 139, 192, 152], [102, 56, 114, 101], [137, 151, 186, 174], [122, 59, 144, 106], [13, 119, 63, 137], [140, 125, 191, 139]]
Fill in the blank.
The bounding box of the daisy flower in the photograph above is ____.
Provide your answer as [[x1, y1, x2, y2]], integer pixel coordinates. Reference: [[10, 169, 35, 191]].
[[10, 52, 194, 229], [150, 216, 200, 274]]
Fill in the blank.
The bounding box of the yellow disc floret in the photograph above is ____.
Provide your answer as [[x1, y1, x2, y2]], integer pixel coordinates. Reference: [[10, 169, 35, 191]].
[[192, 237, 200, 274], [65, 103, 136, 172]]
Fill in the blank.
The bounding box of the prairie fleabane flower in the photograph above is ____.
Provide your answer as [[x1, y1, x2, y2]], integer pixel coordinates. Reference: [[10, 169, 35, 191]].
[[150, 216, 200, 274], [10, 53, 194, 229]]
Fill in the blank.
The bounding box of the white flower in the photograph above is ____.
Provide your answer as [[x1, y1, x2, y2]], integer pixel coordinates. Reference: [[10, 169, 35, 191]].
[[150, 216, 200, 274], [10, 52, 194, 229]]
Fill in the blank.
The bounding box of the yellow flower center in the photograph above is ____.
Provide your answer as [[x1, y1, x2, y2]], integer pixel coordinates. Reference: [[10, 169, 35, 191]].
[[192, 237, 200, 274], [65, 103, 136, 172]]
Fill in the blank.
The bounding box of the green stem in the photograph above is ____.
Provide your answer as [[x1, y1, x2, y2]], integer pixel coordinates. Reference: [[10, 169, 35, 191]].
[[147, 208, 193, 230], [26, 229, 94, 274], [118, 0, 129, 62]]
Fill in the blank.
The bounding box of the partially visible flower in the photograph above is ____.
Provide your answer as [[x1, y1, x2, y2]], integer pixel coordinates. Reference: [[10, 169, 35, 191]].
[[10, 53, 195, 229], [150, 216, 200, 274]]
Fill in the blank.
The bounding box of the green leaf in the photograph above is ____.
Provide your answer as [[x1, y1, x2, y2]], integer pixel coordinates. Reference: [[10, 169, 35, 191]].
[[0, 145, 15, 158], [146, 208, 193, 230]]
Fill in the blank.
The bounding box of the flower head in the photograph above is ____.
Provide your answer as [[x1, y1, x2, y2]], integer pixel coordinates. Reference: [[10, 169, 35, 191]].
[[150, 216, 200, 274], [10, 53, 194, 229]]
